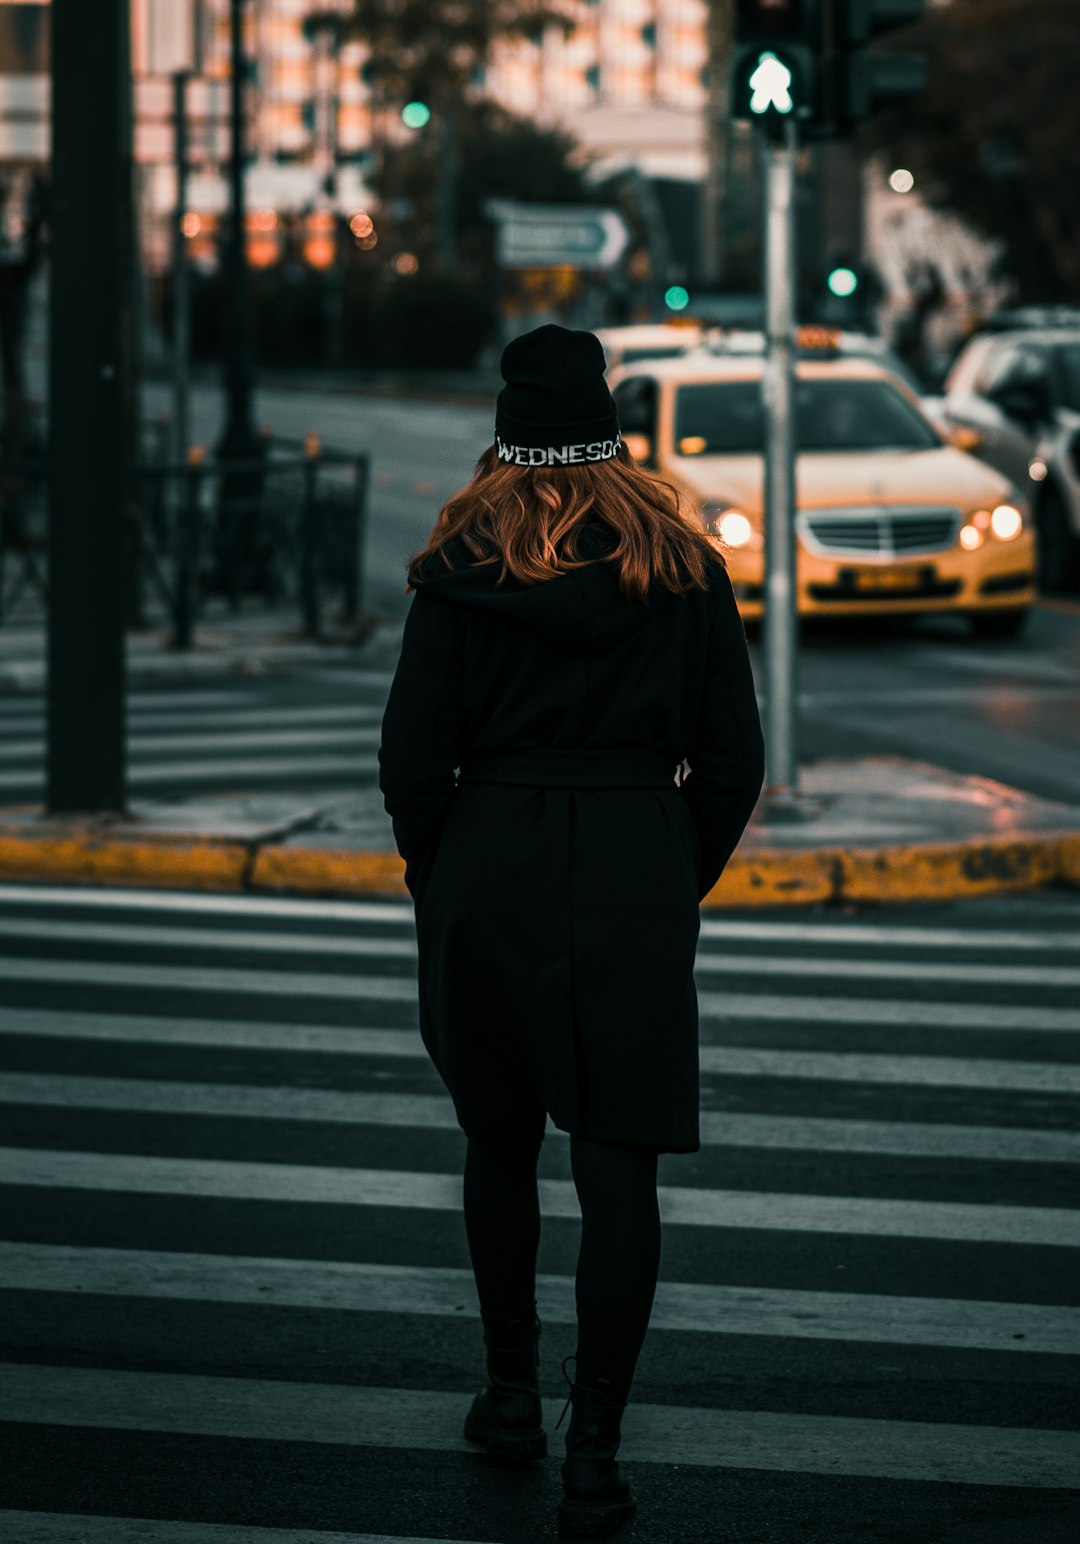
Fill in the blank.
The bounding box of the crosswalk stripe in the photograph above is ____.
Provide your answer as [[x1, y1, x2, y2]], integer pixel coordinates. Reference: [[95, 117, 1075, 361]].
[[0, 1515, 489, 1544], [0, 886, 416, 925], [4, 1008, 1078, 1093], [4, 1243, 1076, 1355], [2, 956, 1079, 1034], [3, 1147, 1077, 1245], [5, 1072, 1080, 1164], [0, 727, 382, 763], [0, 754, 375, 792], [4, 1364, 1076, 1488], [4, 884, 1076, 959], [0, 703, 382, 733], [0, 690, 257, 715], [3, 915, 1076, 989], [0, 920, 419, 960], [2, 884, 1079, 957]]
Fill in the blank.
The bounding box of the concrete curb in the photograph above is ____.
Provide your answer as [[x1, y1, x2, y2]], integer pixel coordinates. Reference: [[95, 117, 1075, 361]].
[[1, 825, 1078, 907]]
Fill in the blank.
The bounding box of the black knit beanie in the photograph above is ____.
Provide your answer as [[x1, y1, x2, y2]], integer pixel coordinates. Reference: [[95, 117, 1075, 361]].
[[494, 324, 621, 467]]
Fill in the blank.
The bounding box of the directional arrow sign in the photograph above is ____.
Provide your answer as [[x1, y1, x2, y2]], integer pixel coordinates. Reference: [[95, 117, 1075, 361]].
[[486, 201, 632, 272]]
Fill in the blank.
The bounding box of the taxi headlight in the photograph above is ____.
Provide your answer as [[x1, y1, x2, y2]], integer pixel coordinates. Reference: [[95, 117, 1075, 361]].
[[959, 523, 983, 550], [990, 503, 1023, 541], [707, 508, 755, 548]]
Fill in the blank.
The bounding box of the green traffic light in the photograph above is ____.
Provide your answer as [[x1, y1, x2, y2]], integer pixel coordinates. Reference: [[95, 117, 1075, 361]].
[[748, 51, 794, 114], [827, 266, 858, 298], [665, 286, 690, 312], [401, 101, 431, 129]]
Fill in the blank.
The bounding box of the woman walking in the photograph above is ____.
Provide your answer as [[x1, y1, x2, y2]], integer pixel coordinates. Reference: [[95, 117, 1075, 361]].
[[378, 324, 765, 1536]]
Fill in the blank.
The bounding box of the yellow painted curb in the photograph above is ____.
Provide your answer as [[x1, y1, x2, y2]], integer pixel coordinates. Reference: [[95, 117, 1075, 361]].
[[0, 827, 1078, 905], [1059, 833, 1080, 890], [251, 845, 408, 895], [838, 835, 1064, 904], [702, 850, 836, 907], [0, 832, 250, 890]]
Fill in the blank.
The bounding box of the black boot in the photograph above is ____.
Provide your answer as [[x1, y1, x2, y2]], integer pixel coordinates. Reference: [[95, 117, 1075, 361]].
[[556, 1354, 637, 1537], [463, 1303, 546, 1462]]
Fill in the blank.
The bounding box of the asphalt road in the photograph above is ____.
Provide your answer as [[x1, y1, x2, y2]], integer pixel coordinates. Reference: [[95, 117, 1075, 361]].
[[129, 383, 1080, 808], [0, 883, 1078, 1542]]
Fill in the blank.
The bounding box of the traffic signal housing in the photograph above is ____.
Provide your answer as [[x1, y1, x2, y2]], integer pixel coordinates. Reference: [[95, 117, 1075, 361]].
[[731, 0, 825, 125], [829, 0, 927, 133]]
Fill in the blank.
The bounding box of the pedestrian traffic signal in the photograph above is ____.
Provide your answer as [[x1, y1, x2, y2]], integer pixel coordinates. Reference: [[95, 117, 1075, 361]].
[[829, 0, 927, 131], [732, 0, 824, 124]]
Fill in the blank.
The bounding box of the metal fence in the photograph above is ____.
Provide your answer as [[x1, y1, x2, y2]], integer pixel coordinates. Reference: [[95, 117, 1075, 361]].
[[0, 442, 370, 645]]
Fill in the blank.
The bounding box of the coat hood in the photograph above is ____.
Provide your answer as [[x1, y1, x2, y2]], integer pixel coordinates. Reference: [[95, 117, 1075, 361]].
[[410, 526, 684, 653]]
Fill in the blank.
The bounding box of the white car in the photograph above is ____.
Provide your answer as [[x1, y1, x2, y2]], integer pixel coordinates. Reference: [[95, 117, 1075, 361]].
[[940, 328, 1080, 592]]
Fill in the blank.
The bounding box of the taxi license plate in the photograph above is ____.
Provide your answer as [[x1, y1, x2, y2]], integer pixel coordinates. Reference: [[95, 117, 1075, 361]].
[[847, 566, 926, 593]]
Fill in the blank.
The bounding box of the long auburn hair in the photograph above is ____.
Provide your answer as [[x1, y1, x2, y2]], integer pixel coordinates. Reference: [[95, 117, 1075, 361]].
[[405, 441, 724, 604]]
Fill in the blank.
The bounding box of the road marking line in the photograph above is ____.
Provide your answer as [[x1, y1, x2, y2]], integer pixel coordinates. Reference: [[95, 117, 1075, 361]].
[[1, 956, 1076, 1034], [0, 920, 418, 960], [4, 1008, 1078, 1093], [2, 1147, 1076, 1245], [4, 1242, 1077, 1355], [0, 886, 416, 924], [0, 704, 383, 734], [5, 916, 1077, 988], [3, 1364, 1076, 1487], [0, 727, 383, 762], [0, 1514, 491, 1544], [0, 690, 258, 715], [3, 885, 1076, 956], [0, 754, 377, 792], [5, 1072, 1080, 1163]]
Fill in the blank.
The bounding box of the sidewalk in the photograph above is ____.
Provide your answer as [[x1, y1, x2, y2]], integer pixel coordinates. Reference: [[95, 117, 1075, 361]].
[[2, 756, 1078, 907], [0, 604, 385, 694]]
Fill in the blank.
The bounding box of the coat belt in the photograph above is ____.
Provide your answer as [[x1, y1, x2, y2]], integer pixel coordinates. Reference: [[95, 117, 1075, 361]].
[[457, 748, 679, 789]]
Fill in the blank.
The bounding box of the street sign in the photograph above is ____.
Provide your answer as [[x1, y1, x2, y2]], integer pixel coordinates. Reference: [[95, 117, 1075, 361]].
[[486, 201, 632, 271]]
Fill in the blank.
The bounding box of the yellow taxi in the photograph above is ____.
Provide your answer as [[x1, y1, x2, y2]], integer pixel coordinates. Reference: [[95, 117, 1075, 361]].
[[608, 350, 1037, 638], [596, 322, 704, 375]]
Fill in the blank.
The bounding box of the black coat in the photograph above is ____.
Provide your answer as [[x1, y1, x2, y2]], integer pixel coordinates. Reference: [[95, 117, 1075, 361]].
[[378, 526, 765, 1154]]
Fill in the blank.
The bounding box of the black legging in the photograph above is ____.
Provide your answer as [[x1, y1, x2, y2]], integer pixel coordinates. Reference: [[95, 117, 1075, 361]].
[[462, 1103, 662, 1393]]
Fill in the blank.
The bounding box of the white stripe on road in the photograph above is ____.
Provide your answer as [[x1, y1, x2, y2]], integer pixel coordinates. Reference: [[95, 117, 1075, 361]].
[[2, 1147, 1077, 1246], [4, 915, 1077, 990], [0, 703, 382, 734], [4, 1364, 1076, 1488], [4, 1242, 1077, 1356], [3, 885, 1079, 958], [4, 1008, 1079, 1094], [695, 952, 1080, 990], [0, 1515, 489, 1544], [0, 726, 381, 763], [0, 754, 376, 792], [0, 886, 416, 926], [0, 691, 257, 716], [0, 920, 418, 961], [3, 956, 1079, 1034], [6, 1071, 1080, 1164], [698, 918, 1080, 953]]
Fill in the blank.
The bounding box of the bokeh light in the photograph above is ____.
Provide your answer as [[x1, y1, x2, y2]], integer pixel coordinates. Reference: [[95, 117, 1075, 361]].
[[665, 285, 689, 311], [394, 252, 419, 275], [889, 168, 915, 194]]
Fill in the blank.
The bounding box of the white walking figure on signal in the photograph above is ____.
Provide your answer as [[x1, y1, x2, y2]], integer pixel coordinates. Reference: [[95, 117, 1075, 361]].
[[749, 51, 794, 114]]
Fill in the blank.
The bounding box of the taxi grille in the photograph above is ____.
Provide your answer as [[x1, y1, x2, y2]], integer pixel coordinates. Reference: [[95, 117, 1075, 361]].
[[801, 507, 960, 558]]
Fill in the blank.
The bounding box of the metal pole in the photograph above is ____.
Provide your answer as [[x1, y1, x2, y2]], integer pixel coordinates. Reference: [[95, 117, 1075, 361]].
[[47, 0, 131, 814], [172, 70, 191, 464], [217, 0, 259, 460], [761, 118, 799, 796]]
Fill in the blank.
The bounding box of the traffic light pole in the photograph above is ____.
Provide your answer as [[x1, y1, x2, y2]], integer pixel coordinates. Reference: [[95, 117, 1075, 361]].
[[47, 0, 132, 813], [761, 117, 800, 797]]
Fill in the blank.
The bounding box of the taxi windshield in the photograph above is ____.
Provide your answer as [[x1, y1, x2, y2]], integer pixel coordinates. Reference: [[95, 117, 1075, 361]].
[[674, 378, 942, 454]]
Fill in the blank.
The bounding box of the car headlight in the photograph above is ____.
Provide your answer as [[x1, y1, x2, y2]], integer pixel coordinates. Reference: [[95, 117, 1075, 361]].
[[703, 504, 758, 549], [960, 500, 1025, 548]]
